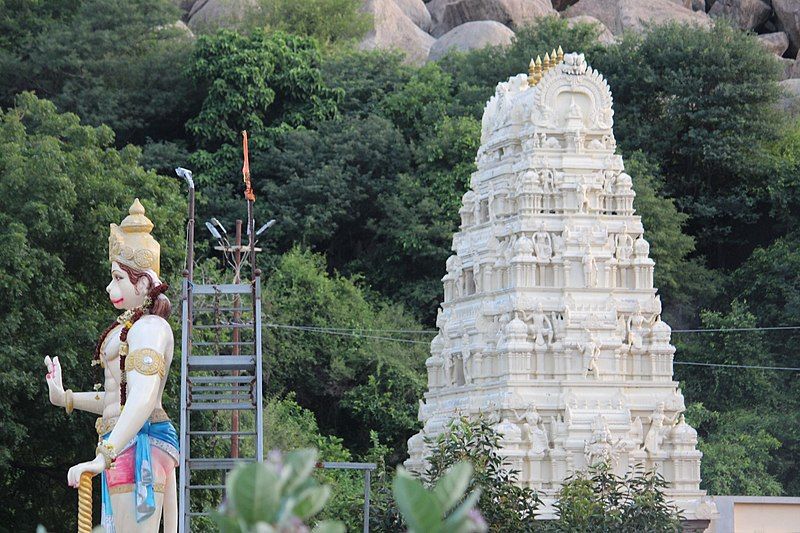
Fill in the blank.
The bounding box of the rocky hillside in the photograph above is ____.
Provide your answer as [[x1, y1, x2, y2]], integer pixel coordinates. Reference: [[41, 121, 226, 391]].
[[177, 0, 800, 108], [178, 1, 798, 64]]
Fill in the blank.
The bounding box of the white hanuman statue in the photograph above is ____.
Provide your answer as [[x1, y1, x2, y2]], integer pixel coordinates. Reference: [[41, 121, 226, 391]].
[[45, 199, 178, 532]]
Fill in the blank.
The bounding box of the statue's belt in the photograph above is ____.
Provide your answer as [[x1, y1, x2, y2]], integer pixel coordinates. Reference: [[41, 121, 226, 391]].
[[95, 407, 170, 436]]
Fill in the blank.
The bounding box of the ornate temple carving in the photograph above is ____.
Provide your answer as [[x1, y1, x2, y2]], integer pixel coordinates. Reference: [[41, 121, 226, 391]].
[[406, 52, 711, 520]]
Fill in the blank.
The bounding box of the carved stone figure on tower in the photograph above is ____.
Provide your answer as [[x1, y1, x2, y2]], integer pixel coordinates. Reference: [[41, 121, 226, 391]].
[[533, 225, 553, 260], [584, 415, 625, 468], [643, 402, 677, 457], [578, 330, 603, 379], [514, 404, 549, 454], [527, 303, 554, 350], [582, 247, 597, 288], [462, 334, 474, 384]]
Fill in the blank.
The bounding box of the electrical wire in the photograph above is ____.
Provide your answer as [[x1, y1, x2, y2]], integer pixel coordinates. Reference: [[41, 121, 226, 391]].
[[262, 322, 800, 371], [259, 322, 800, 336], [264, 323, 431, 345], [672, 325, 800, 333], [673, 361, 800, 371]]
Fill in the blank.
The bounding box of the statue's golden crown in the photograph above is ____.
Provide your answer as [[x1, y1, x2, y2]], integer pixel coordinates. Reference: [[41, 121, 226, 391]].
[[109, 199, 160, 276]]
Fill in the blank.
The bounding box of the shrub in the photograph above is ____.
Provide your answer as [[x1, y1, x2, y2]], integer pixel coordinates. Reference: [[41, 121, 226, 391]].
[[424, 415, 542, 532]]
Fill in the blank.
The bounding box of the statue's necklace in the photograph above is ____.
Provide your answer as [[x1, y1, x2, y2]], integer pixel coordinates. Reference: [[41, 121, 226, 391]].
[[93, 284, 169, 408]]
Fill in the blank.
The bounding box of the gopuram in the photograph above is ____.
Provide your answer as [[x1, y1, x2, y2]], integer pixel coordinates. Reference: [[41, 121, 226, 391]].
[[406, 50, 716, 521]]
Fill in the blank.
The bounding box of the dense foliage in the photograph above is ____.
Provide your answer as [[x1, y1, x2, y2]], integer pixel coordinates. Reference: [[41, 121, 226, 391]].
[[0, 92, 186, 529], [390, 416, 681, 533], [212, 448, 345, 532], [552, 464, 681, 533], [423, 416, 541, 532], [3, 0, 800, 528]]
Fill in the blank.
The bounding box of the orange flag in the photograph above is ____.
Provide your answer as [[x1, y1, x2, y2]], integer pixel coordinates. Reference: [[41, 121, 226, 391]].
[[242, 130, 255, 201]]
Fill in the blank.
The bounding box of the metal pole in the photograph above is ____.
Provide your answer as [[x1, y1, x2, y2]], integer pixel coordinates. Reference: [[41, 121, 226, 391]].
[[363, 469, 371, 533], [231, 220, 242, 459], [178, 168, 195, 533]]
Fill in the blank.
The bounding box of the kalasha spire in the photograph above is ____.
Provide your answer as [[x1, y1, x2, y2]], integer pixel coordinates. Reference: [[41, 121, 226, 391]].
[[406, 51, 715, 522]]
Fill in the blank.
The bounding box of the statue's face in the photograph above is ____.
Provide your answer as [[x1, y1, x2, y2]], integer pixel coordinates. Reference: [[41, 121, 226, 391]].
[[106, 261, 148, 310]]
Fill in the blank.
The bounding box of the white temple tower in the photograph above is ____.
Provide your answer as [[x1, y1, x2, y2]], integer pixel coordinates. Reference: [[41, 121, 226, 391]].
[[406, 51, 716, 521]]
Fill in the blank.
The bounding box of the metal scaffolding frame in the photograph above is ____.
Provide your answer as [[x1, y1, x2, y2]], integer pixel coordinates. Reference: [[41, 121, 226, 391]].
[[178, 277, 264, 531]]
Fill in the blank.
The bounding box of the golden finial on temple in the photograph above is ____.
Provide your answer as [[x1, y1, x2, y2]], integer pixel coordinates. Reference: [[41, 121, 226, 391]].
[[557, 45, 564, 63], [528, 58, 536, 84], [551, 48, 558, 64], [533, 55, 543, 84], [543, 52, 551, 70]]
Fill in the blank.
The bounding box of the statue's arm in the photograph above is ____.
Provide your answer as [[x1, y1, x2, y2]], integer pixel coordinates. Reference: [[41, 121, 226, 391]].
[[72, 392, 105, 415], [103, 318, 169, 453]]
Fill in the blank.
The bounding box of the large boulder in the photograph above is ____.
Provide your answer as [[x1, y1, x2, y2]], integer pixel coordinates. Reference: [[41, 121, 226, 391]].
[[360, 0, 435, 65], [187, 0, 257, 31], [566, 15, 615, 44], [708, 0, 771, 30], [757, 32, 790, 56], [774, 0, 800, 56], [395, 0, 433, 31], [427, 0, 556, 38], [428, 20, 515, 61], [565, 0, 712, 35]]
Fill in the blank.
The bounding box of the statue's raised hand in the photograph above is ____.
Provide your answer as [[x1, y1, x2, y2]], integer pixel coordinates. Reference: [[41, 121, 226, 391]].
[[44, 355, 65, 407]]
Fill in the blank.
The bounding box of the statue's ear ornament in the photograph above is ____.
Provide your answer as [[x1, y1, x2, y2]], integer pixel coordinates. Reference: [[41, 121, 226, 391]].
[[108, 198, 160, 275]]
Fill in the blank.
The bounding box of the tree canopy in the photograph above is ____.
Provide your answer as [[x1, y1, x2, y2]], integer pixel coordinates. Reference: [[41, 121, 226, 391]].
[[0, 92, 185, 530]]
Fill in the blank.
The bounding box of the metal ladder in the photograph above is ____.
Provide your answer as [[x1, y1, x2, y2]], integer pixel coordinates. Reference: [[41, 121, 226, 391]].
[[178, 277, 264, 531]]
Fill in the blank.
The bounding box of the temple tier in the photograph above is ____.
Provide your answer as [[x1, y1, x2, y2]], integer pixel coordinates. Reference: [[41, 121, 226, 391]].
[[405, 52, 715, 522]]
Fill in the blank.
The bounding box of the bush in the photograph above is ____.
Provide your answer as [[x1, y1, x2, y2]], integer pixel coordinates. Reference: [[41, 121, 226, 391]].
[[394, 462, 487, 533], [213, 449, 345, 533], [424, 415, 542, 532], [552, 463, 682, 533]]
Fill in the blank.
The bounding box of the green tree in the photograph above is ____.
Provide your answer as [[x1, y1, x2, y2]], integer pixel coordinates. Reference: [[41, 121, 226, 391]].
[[723, 233, 800, 493], [264, 248, 427, 459], [188, 28, 341, 149], [553, 464, 681, 533], [0, 0, 197, 146], [591, 22, 784, 265], [685, 404, 784, 497], [187, 28, 343, 235], [676, 301, 777, 413], [423, 416, 542, 532], [624, 151, 716, 323], [0, 93, 185, 530], [259, 0, 372, 50], [322, 50, 415, 117]]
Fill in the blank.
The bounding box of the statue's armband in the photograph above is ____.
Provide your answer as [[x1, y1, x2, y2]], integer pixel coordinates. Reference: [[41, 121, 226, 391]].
[[125, 348, 165, 379]]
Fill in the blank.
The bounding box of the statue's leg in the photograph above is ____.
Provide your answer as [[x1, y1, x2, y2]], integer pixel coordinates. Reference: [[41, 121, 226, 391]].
[[107, 447, 174, 533], [112, 492, 165, 533], [163, 466, 177, 533]]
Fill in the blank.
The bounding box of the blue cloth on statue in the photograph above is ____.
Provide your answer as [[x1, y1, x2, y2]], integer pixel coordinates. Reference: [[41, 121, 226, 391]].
[[100, 420, 179, 532]]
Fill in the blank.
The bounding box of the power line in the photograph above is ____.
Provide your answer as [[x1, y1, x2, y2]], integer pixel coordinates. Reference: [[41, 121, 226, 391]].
[[673, 361, 800, 371], [672, 325, 800, 333], [264, 323, 431, 345], [263, 322, 800, 372], [264, 322, 800, 337], [276, 325, 436, 335]]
